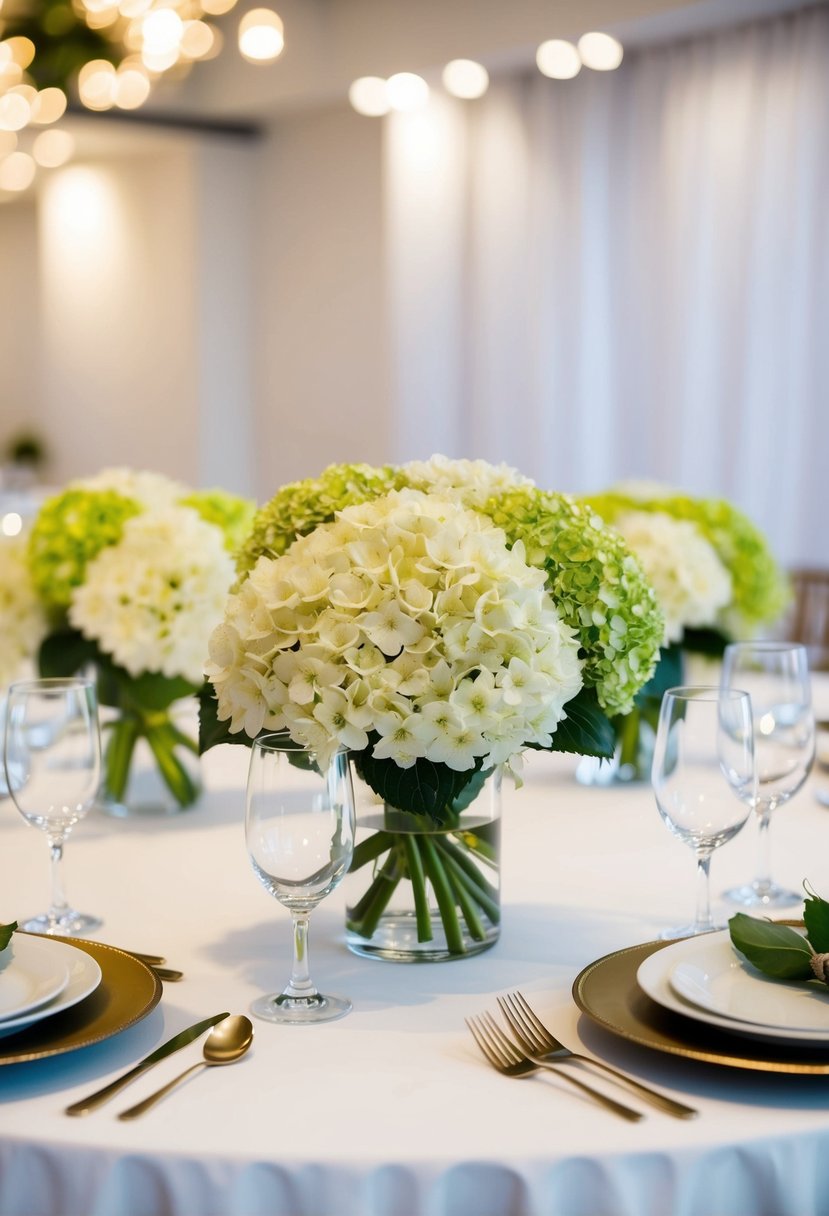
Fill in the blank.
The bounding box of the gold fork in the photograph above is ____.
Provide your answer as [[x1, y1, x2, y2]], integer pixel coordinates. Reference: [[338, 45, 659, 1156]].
[[497, 991, 698, 1120], [466, 1012, 644, 1122]]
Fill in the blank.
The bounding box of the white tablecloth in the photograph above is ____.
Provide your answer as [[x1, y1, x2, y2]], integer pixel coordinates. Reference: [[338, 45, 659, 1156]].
[[2, 724, 829, 1216]]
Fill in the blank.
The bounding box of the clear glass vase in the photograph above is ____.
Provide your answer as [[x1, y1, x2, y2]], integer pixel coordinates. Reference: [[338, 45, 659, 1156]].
[[575, 706, 657, 786], [344, 768, 501, 962], [576, 644, 685, 787], [97, 700, 202, 818]]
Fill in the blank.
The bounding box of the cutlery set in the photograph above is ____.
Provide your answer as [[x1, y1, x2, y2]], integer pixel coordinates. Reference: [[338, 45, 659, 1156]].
[[467, 989, 698, 1122], [66, 1012, 254, 1119]]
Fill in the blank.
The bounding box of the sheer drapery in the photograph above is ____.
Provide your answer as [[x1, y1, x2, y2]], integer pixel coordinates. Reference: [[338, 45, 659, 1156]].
[[385, 5, 829, 565]]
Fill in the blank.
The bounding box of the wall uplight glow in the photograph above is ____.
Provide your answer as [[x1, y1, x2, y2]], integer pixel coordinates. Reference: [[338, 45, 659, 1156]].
[[442, 59, 489, 100], [577, 31, 623, 71], [536, 39, 581, 80]]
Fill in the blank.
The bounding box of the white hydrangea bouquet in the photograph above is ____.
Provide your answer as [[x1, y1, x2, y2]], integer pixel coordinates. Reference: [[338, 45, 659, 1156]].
[[579, 484, 790, 781], [24, 468, 254, 810], [203, 458, 665, 957]]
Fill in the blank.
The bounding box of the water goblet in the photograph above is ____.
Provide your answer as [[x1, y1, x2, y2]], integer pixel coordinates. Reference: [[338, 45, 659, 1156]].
[[246, 733, 355, 1024], [3, 677, 103, 935], [652, 686, 754, 938], [721, 641, 815, 909]]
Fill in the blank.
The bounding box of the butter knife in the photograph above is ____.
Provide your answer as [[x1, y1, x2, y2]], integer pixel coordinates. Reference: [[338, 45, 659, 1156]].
[[65, 1012, 230, 1116]]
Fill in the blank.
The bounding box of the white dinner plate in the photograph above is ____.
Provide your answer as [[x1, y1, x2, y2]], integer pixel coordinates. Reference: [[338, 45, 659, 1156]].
[[0, 938, 102, 1039], [636, 930, 829, 1045], [0, 935, 70, 1021]]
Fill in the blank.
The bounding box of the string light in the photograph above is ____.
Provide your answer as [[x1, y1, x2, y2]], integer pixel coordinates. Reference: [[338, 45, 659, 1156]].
[[0, 3, 284, 195]]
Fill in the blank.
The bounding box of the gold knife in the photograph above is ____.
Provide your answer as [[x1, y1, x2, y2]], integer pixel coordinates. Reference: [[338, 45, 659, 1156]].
[[65, 1012, 230, 1116]]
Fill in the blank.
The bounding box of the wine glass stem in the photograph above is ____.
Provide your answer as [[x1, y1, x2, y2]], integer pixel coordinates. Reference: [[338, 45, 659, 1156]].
[[754, 810, 773, 894], [694, 851, 714, 932], [48, 840, 70, 926], [283, 912, 317, 999]]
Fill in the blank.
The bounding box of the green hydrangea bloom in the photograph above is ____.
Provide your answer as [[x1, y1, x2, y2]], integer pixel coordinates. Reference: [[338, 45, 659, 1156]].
[[236, 462, 405, 573], [28, 488, 141, 612], [180, 489, 256, 554], [239, 460, 664, 717], [480, 488, 664, 716], [584, 491, 789, 639]]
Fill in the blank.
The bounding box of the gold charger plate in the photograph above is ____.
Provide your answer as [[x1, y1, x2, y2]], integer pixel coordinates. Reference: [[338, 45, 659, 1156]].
[[573, 939, 829, 1075], [0, 937, 162, 1065]]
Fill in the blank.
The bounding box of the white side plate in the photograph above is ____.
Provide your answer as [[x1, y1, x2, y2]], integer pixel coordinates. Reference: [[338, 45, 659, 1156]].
[[0, 938, 102, 1038], [636, 930, 829, 1044], [0, 936, 70, 1021]]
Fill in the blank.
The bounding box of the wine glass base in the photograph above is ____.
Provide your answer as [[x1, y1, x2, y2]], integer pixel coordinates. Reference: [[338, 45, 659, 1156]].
[[659, 922, 724, 940], [19, 910, 103, 936], [722, 882, 801, 910], [250, 992, 352, 1025]]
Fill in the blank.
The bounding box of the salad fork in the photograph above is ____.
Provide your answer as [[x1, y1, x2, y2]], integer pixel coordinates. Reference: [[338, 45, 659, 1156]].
[[497, 991, 698, 1120], [465, 1012, 644, 1121]]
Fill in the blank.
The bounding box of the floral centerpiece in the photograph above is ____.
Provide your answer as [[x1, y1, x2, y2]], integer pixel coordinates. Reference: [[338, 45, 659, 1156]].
[[24, 468, 254, 812], [579, 484, 790, 782], [0, 530, 46, 688], [204, 457, 664, 959]]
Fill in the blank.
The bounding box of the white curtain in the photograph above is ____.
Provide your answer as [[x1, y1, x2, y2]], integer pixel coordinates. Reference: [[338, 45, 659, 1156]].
[[385, 4, 829, 566]]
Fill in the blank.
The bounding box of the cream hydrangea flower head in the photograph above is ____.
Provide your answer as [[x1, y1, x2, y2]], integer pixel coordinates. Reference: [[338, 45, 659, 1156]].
[[70, 506, 235, 685], [0, 532, 46, 685], [612, 510, 732, 645], [207, 489, 584, 772], [79, 467, 188, 509], [234, 457, 664, 718], [400, 455, 533, 507], [584, 488, 789, 640]]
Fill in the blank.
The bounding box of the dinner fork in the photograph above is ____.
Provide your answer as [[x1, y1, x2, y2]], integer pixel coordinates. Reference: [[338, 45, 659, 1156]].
[[497, 991, 698, 1120], [466, 1012, 644, 1122]]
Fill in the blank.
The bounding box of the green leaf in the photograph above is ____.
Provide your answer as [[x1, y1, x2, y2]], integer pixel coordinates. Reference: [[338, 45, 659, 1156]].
[[728, 912, 813, 979], [354, 748, 484, 824], [549, 687, 615, 758], [38, 629, 98, 678], [803, 883, 829, 954], [0, 921, 17, 951], [681, 627, 729, 657], [119, 671, 199, 713]]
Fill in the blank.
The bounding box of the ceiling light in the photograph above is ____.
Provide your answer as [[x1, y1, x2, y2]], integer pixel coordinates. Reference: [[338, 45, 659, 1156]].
[[238, 9, 285, 64], [386, 72, 429, 113], [577, 32, 623, 71], [349, 77, 391, 117], [0, 150, 35, 192], [32, 129, 75, 169], [536, 40, 581, 80], [442, 59, 489, 100]]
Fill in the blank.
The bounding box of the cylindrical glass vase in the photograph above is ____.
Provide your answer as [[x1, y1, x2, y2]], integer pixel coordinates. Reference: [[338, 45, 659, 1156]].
[[97, 701, 201, 817], [344, 768, 501, 962]]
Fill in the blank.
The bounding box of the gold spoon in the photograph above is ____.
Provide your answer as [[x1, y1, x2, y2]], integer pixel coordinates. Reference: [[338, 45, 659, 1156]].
[[117, 1016, 254, 1120]]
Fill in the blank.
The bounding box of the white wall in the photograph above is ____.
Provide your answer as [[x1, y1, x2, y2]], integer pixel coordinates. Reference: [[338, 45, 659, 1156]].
[[253, 105, 391, 496], [0, 203, 40, 452]]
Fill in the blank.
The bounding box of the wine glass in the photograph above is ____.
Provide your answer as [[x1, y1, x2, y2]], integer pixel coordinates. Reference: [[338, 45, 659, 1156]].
[[652, 686, 754, 938], [721, 641, 815, 908], [3, 678, 103, 935], [245, 733, 355, 1024]]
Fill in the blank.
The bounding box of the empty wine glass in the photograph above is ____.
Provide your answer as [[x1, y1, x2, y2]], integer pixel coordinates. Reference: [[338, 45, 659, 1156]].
[[246, 733, 355, 1024], [3, 678, 102, 935], [652, 686, 754, 938], [721, 641, 815, 908]]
